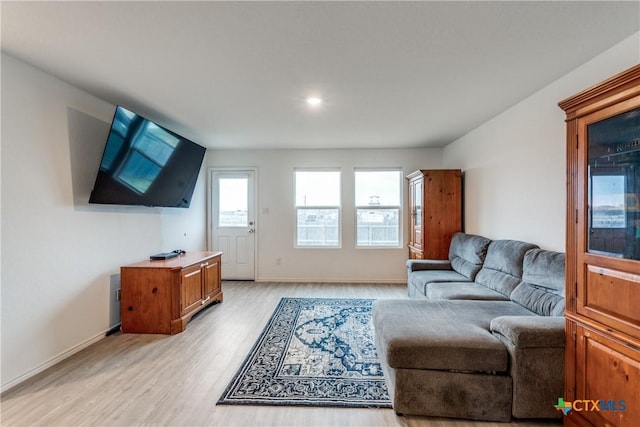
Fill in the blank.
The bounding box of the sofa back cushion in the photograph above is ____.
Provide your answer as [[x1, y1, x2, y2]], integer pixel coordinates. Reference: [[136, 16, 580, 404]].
[[510, 249, 566, 316], [448, 233, 491, 280], [474, 240, 539, 296]]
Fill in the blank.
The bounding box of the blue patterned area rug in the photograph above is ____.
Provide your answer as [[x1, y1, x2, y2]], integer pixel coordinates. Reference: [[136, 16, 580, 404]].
[[217, 297, 392, 408]]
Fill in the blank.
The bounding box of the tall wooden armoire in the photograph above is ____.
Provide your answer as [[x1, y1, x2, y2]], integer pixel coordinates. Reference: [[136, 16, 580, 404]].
[[559, 65, 640, 427], [406, 169, 462, 260]]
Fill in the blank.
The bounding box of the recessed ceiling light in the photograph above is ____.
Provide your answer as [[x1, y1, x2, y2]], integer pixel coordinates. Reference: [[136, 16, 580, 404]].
[[306, 96, 323, 107]]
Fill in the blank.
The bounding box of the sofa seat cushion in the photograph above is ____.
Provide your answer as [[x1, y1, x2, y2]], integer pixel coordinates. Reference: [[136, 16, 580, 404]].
[[373, 299, 535, 373], [426, 282, 511, 301], [408, 270, 471, 296]]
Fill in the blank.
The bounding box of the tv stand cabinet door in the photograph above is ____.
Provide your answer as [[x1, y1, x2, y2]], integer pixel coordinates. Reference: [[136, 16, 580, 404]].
[[203, 256, 223, 302], [180, 264, 203, 315]]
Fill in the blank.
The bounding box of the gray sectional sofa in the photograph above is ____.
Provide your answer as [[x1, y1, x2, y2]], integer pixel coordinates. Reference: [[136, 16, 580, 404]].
[[373, 232, 565, 422]]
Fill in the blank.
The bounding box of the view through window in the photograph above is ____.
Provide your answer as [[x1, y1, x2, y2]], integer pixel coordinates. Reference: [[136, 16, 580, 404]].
[[295, 170, 341, 247], [218, 177, 248, 227], [355, 169, 402, 247]]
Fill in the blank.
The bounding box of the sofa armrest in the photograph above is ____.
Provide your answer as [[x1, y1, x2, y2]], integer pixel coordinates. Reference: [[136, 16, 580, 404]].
[[406, 259, 452, 272], [490, 316, 565, 348], [491, 315, 565, 419]]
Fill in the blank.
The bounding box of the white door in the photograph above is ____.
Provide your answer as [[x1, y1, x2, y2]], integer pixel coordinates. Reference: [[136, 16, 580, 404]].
[[209, 169, 256, 280]]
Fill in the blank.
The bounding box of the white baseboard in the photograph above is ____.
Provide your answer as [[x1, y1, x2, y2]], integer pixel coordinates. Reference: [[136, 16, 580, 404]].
[[1, 328, 112, 394], [254, 277, 407, 284]]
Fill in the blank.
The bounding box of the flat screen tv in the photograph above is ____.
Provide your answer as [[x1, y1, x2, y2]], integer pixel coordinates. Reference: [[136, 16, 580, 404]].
[[89, 106, 206, 208]]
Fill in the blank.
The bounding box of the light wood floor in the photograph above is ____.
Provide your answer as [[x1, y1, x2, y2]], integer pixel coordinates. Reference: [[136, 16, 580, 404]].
[[1, 281, 561, 427]]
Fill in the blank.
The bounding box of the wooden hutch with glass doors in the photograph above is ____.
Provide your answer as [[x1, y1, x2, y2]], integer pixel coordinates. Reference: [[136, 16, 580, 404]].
[[559, 64, 640, 427]]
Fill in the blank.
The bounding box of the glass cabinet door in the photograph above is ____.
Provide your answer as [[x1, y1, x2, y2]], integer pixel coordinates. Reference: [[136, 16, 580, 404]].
[[588, 107, 640, 260]]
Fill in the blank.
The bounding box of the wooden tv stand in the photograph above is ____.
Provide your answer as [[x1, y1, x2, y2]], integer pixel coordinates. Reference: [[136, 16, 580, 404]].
[[120, 251, 223, 334]]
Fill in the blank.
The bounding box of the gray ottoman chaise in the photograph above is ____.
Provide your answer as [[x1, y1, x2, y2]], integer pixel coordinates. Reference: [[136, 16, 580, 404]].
[[373, 233, 565, 422]]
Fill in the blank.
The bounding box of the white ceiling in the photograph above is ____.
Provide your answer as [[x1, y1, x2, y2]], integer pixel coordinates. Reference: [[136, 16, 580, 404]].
[[2, 1, 639, 149]]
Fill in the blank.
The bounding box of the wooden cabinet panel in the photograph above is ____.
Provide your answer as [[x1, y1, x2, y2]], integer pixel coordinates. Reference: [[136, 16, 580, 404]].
[[181, 265, 203, 315], [409, 246, 423, 260], [120, 268, 175, 334], [203, 257, 222, 301], [121, 251, 223, 334], [406, 169, 462, 260], [570, 326, 640, 427], [580, 265, 640, 340]]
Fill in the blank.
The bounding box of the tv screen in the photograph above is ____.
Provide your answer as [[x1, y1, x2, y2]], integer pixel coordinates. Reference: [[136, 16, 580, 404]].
[[89, 106, 206, 208]]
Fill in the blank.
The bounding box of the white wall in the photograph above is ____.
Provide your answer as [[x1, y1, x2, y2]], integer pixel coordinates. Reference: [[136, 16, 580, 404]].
[[207, 148, 442, 282], [0, 54, 207, 391], [443, 32, 640, 251]]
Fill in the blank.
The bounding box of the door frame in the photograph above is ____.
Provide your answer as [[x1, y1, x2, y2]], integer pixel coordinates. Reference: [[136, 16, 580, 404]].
[[207, 167, 258, 280]]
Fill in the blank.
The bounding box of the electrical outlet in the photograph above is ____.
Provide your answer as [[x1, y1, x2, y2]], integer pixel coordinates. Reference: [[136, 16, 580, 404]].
[[116, 289, 121, 301]]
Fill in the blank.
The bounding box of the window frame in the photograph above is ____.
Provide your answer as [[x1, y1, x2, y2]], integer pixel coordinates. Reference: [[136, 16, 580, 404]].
[[354, 168, 403, 249], [294, 168, 342, 248]]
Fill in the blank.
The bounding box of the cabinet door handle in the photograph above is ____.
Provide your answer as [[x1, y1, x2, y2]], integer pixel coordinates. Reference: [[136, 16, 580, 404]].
[[201, 262, 209, 268], [201, 296, 211, 305]]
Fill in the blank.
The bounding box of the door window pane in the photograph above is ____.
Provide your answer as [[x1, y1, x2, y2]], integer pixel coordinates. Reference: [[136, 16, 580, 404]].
[[218, 178, 248, 227]]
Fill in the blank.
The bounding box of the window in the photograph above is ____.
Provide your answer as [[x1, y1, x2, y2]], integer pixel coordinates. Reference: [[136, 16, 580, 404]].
[[295, 170, 341, 247], [355, 169, 402, 247]]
